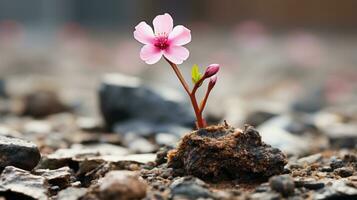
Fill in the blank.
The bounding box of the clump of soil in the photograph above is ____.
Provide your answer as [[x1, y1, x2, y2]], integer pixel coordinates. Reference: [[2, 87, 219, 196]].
[[167, 124, 287, 181]]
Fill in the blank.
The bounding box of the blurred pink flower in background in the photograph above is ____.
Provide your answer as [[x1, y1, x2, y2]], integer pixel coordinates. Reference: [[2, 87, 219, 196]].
[[325, 71, 357, 103], [233, 20, 269, 50], [57, 22, 92, 55], [285, 31, 324, 68], [58, 22, 87, 40], [134, 13, 191, 65], [114, 41, 144, 74], [0, 20, 24, 48], [56, 22, 112, 69]]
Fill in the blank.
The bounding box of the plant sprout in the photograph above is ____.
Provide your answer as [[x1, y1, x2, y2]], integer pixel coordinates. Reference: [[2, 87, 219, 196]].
[[134, 13, 220, 129]]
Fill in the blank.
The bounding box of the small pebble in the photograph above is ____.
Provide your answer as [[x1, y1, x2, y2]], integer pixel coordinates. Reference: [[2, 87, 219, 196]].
[[335, 167, 354, 177], [330, 159, 345, 170], [269, 175, 295, 197], [320, 166, 333, 172], [170, 176, 213, 200], [297, 153, 322, 165], [0, 135, 41, 171], [302, 181, 325, 190], [255, 183, 270, 193], [343, 154, 357, 163]]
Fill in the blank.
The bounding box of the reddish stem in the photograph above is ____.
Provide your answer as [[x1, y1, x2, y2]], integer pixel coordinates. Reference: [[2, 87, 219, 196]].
[[165, 58, 205, 129], [199, 87, 213, 115], [190, 89, 205, 128], [164, 58, 191, 95], [191, 75, 205, 95]]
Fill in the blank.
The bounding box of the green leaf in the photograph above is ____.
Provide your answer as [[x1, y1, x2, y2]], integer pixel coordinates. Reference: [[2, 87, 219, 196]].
[[191, 64, 202, 84]]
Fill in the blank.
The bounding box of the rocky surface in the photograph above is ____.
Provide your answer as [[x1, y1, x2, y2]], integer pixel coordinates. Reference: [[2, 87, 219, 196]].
[[0, 135, 41, 171], [0, 115, 354, 200], [167, 124, 287, 180], [0, 72, 356, 199], [0, 166, 49, 200], [34, 167, 74, 190]]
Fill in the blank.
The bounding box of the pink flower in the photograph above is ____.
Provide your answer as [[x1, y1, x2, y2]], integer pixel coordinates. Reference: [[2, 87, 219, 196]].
[[134, 13, 191, 65], [204, 64, 220, 78]]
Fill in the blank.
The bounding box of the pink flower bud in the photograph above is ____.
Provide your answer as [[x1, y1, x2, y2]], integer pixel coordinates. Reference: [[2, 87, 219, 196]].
[[204, 64, 220, 78], [208, 75, 217, 89]]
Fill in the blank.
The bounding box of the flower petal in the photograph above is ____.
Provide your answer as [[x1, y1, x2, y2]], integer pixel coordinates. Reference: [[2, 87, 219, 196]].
[[168, 25, 191, 46], [163, 45, 189, 64], [140, 44, 163, 64], [153, 13, 173, 35], [134, 22, 155, 44]]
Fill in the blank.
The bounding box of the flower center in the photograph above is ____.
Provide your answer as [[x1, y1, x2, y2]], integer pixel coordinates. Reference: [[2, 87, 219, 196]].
[[154, 33, 169, 50]]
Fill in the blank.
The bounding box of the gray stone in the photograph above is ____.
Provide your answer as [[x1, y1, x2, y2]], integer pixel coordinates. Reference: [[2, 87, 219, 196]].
[[294, 178, 325, 190], [269, 175, 295, 197], [302, 181, 325, 190], [0, 166, 49, 200], [34, 167, 74, 189], [170, 176, 213, 200], [57, 187, 87, 200], [0, 135, 41, 171], [297, 153, 322, 165], [99, 73, 194, 130]]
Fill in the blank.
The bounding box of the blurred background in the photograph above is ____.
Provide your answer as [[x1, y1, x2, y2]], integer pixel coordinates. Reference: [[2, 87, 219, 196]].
[[0, 0, 356, 121], [0, 2, 357, 199]]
